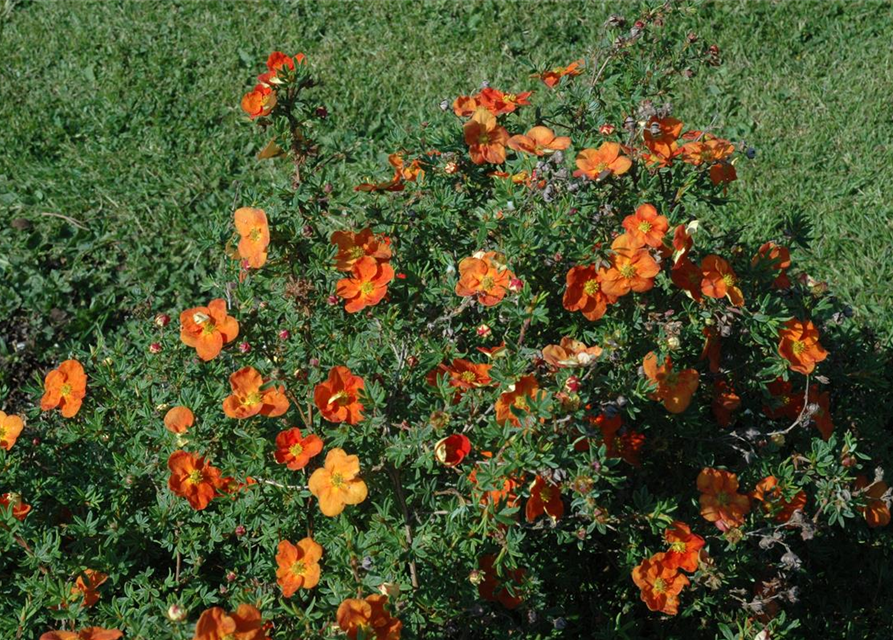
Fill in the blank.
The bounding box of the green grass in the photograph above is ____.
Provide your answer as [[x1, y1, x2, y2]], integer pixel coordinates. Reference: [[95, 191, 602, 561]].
[[1, 0, 892, 396]]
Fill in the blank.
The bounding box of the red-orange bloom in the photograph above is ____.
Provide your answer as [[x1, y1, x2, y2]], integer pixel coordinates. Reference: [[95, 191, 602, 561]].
[[336, 594, 402, 640], [622, 204, 669, 248], [642, 116, 683, 166], [478, 554, 526, 609], [542, 337, 602, 368], [588, 412, 645, 466], [222, 366, 289, 419], [274, 427, 324, 470], [164, 406, 194, 434], [455, 251, 514, 307], [0, 492, 31, 521], [525, 475, 564, 522], [477, 87, 532, 116], [507, 126, 571, 156], [468, 466, 522, 509], [179, 299, 239, 361], [495, 375, 542, 427], [0, 410, 24, 450], [40, 359, 87, 418], [670, 257, 703, 302], [308, 448, 368, 516], [464, 107, 509, 164], [193, 603, 268, 640], [167, 451, 223, 511], [663, 522, 705, 572], [700, 254, 744, 307], [573, 143, 632, 180], [276, 537, 323, 596], [601, 234, 661, 297], [427, 358, 492, 398], [241, 84, 276, 119], [855, 475, 891, 528], [811, 390, 834, 440], [643, 352, 700, 414], [563, 264, 616, 321], [452, 95, 479, 117], [336, 256, 395, 313], [710, 161, 737, 185], [778, 319, 828, 375], [234, 207, 270, 269], [697, 468, 751, 531], [753, 241, 792, 289], [711, 379, 741, 427], [751, 476, 807, 524], [763, 377, 805, 421], [40, 628, 123, 640], [266, 51, 305, 74], [631, 552, 689, 615], [331, 228, 393, 271], [71, 569, 108, 607], [314, 366, 365, 425], [434, 433, 472, 467], [537, 60, 583, 88]]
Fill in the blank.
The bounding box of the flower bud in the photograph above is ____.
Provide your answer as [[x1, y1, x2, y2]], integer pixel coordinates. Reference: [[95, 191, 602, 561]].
[[666, 336, 681, 350], [226, 571, 237, 582], [327, 294, 339, 306], [278, 329, 291, 341], [167, 604, 187, 622], [476, 324, 491, 337], [565, 376, 581, 393], [154, 313, 170, 328], [509, 278, 524, 293], [149, 342, 162, 354], [234, 524, 246, 537], [444, 161, 459, 175], [429, 410, 450, 430], [468, 569, 484, 586], [598, 123, 616, 135], [315, 106, 328, 119]]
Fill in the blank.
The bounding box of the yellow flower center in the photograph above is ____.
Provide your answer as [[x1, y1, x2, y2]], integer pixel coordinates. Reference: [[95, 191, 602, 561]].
[[722, 273, 736, 287], [359, 281, 375, 296], [0, 426, 5, 439], [201, 321, 217, 336], [460, 371, 478, 383], [670, 541, 687, 553], [513, 396, 530, 411], [638, 222, 653, 233], [594, 162, 608, 173], [289, 443, 304, 458], [716, 491, 730, 506], [480, 275, 495, 291], [349, 246, 366, 259], [328, 390, 351, 407], [791, 340, 807, 355], [60, 383, 72, 396], [187, 470, 204, 485], [478, 131, 491, 145], [248, 227, 262, 242], [331, 472, 344, 488], [243, 392, 263, 407], [539, 487, 552, 502], [583, 279, 600, 296], [504, 93, 517, 102], [653, 577, 667, 593], [291, 560, 307, 576], [619, 264, 637, 279]]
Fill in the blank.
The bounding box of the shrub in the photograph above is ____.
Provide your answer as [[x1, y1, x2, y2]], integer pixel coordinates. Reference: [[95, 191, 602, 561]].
[[3, 4, 892, 639]]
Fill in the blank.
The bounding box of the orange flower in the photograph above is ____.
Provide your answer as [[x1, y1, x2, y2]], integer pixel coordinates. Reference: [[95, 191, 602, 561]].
[[40, 359, 87, 418], [679, 136, 734, 166], [810, 390, 834, 440], [507, 126, 571, 156], [605, 429, 646, 467], [642, 116, 683, 166], [336, 256, 395, 313], [426, 359, 492, 396], [697, 468, 751, 531], [631, 552, 689, 615], [477, 87, 532, 116], [331, 228, 393, 271], [234, 207, 270, 269], [622, 204, 668, 249], [164, 406, 194, 434], [562, 264, 616, 321], [336, 594, 402, 640], [778, 319, 828, 375], [709, 161, 737, 185], [308, 448, 368, 516], [167, 451, 223, 511], [573, 142, 632, 180], [0, 410, 24, 450], [0, 492, 31, 521], [71, 569, 108, 607], [193, 603, 268, 640], [753, 241, 792, 289], [541, 337, 602, 368], [670, 257, 703, 302], [763, 377, 804, 421], [179, 299, 239, 361], [663, 522, 705, 572], [601, 234, 661, 297], [700, 254, 744, 306], [468, 466, 522, 509], [537, 60, 583, 88], [434, 433, 472, 467], [478, 554, 526, 609], [463, 107, 509, 165], [711, 379, 741, 427], [455, 251, 514, 306], [314, 365, 365, 425], [495, 375, 541, 427], [525, 475, 564, 522], [40, 628, 123, 640], [700, 326, 721, 373], [452, 94, 479, 117], [643, 352, 700, 414], [266, 51, 305, 74], [222, 366, 289, 419], [671, 222, 695, 264], [274, 427, 324, 470], [855, 475, 891, 528], [241, 84, 276, 119], [276, 537, 323, 596], [751, 476, 807, 524]]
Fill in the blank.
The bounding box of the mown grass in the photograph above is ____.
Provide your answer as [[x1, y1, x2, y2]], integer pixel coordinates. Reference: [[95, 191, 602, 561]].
[[1, 0, 891, 399]]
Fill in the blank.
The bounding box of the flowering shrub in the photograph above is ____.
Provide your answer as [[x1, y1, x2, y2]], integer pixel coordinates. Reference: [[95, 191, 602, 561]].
[[3, 5, 893, 639]]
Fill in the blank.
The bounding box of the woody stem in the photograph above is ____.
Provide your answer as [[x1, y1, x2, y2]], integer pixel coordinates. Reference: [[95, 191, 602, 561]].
[[386, 464, 420, 590]]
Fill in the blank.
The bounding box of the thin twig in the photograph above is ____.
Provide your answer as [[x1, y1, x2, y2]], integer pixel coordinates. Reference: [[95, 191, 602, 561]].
[[40, 212, 87, 230]]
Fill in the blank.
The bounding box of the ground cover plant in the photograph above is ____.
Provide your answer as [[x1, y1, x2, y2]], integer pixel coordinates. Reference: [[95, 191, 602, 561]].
[[2, 1, 893, 639]]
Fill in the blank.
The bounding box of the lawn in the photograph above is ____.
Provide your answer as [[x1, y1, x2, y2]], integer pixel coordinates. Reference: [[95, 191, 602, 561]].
[[1, 0, 892, 390]]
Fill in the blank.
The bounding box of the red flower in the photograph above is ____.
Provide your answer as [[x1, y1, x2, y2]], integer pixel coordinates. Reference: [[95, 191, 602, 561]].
[[477, 88, 532, 116], [562, 264, 616, 321], [751, 476, 807, 524], [0, 492, 31, 521], [631, 552, 689, 615], [478, 554, 526, 609], [663, 522, 705, 572], [314, 366, 365, 425], [525, 475, 564, 522], [434, 434, 472, 467], [274, 428, 324, 470]]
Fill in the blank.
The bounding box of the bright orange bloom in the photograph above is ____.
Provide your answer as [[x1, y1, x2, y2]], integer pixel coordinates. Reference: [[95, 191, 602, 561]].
[[455, 251, 514, 306], [663, 522, 705, 572], [601, 234, 661, 297], [222, 366, 289, 419], [700, 254, 744, 306], [477, 88, 532, 116], [452, 95, 479, 117], [855, 475, 891, 528], [753, 241, 792, 289], [0, 410, 24, 450], [711, 379, 741, 427], [671, 222, 695, 264], [495, 375, 541, 427], [276, 537, 323, 596], [679, 135, 734, 166], [167, 451, 223, 511], [643, 352, 700, 413], [541, 337, 602, 368], [308, 448, 368, 516], [40, 628, 123, 640], [389, 153, 425, 182], [697, 468, 751, 531], [336, 594, 402, 640], [179, 298, 239, 361], [573, 143, 632, 180], [763, 377, 804, 421], [0, 492, 31, 521], [587, 412, 645, 466], [234, 207, 270, 269], [478, 554, 526, 609], [193, 603, 268, 640], [631, 552, 689, 615], [642, 116, 683, 166], [468, 467, 522, 509], [751, 476, 807, 524], [562, 264, 616, 321], [426, 358, 492, 396], [507, 126, 571, 156], [464, 107, 509, 164], [266, 51, 305, 74], [525, 475, 564, 522], [40, 359, 87, 418], [241, 84, 276, 118], [331, 228, 393, 271], [336, 256, 395, 313], [71, 569, 108, 607], [164, 406, 194, 434], [778, 319, 828, 375], [622, 204, 668, 248], [670, 257, 703, 302], [434, 433, 472, 467], [314, 365, 365, 425], [274, 427, 324, 470], [537, 60, 583, 88]]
